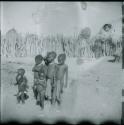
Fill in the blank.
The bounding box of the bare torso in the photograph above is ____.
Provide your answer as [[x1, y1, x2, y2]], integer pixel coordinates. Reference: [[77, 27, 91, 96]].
[[47, 63, 57, 79], [33, 64, 43, 79], [56, 64, 67, 80]]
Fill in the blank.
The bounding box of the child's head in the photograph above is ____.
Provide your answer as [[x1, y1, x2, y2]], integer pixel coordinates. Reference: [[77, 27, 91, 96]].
[[35, 55, 43, 65], [44, 52, 50, 61], [103, 24, 112, 32], [58, 53, 66, 64], [17, 68, 25, 76], [47, 51, 57, 63]]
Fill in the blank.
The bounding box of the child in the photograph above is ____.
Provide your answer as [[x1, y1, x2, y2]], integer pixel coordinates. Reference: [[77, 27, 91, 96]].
[[15, 68, 29, 104], [45, 51, 58, 105], [35, 68, 47, 109], [56, 53, 68, 105], [32, 55, 44, 100]]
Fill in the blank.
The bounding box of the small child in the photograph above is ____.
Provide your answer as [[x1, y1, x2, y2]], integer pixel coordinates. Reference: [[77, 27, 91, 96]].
[[15, 68, 29, 104], [32, 55, 44, 100], [45, 51, 58, 105], [56, 53, 68, 105]]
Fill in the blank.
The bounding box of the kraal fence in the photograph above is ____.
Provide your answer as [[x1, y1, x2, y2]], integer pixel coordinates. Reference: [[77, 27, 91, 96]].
[[1, 29, 122, 59]]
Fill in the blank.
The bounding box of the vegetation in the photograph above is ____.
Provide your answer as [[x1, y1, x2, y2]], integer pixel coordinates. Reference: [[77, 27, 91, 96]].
[[1, 28, 122, 58]]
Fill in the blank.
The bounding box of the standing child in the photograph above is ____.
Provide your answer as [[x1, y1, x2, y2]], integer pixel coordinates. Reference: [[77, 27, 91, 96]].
[[32, 55, 44, 100], [35, 68, 47, 109], [15, 68, 29, 104], [45, 51, 58, 105], [56, 53, 68, 105]]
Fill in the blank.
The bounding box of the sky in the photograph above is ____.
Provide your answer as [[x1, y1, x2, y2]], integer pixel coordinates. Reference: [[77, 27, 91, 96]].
[[1, 2, 122, 37]]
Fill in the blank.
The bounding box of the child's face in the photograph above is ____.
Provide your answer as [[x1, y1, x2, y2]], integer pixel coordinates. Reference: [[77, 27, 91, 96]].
[[35, 59, 42, 65], [105, 26, 110, 32], [47, 54, 54, 63]]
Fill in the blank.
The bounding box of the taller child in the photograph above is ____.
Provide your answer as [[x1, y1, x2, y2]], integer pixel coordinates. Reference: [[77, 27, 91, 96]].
[[45, 51, 58, 105]]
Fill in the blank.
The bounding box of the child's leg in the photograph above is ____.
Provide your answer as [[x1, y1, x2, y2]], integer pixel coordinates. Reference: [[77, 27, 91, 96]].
[[60, 80, 64, 93], [20, 92, 25, 104], [33, 85, 38, 99], [46, 79, 52, 100], [17, 95, 21, 103], [117, 56, 120, 62], [35, 84, 40, 104], [36, 92, 40, 105], [40, 91, 45, 109], [56, 80, 61, 100], [56, 80, 61, 105], [51, 80, 57, 105], [16, 90, 21, 103]]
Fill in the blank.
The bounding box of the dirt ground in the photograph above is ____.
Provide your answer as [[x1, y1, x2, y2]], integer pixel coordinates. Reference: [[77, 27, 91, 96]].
[[1, 56, 122, 124]]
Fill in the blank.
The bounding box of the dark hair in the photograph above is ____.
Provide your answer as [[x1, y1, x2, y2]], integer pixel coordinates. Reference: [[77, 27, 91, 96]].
[[103, 24, 112, 31], [17, 68, 25, 75], [35, 55, 43, 62], [50, 51, 57, 59]]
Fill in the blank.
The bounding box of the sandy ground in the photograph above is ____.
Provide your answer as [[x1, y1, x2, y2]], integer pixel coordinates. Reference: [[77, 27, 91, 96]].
[[1, 56, 122, 124]]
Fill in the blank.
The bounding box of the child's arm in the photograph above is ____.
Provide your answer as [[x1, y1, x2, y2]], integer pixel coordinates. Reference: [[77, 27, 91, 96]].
[[32, 65, 38, 72], [64, 65, 68, 88]]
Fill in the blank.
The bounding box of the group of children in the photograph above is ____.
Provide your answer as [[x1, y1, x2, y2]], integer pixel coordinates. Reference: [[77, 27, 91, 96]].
[[14, 51, 68, 109]]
